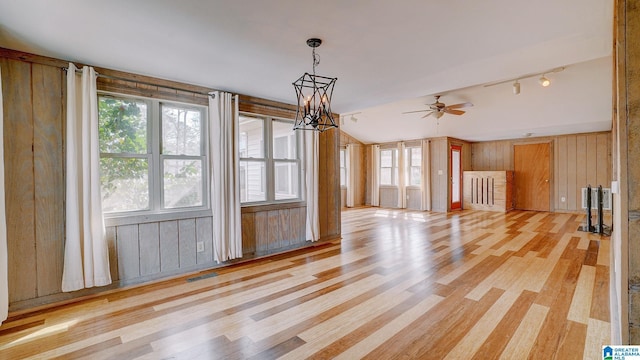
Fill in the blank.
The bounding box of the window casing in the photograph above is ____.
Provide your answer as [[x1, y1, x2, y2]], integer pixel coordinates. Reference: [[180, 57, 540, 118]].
[[380, 148, 398, 186], [239, 113, 302, 204], [98, 93, 208, 216]]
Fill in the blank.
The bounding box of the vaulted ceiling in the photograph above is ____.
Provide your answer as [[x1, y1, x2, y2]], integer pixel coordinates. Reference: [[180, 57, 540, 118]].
[[0, 0, 613, 143]]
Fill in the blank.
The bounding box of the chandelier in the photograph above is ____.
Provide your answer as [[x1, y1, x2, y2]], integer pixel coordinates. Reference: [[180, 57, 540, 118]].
[[293, 38, 338, 132]]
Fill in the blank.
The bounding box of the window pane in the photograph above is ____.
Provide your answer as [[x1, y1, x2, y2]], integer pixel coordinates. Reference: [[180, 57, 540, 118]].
[[272, 121, 296, 159], [239, 116, 264, 158], [100, 157, 149, 212], [411, 148, 421, 166], [163, 159, 203, 208], [340, 149, 345, 167], [411, 166, 421, 186], [98, 97, 147, 154], [340, 168, 346, 186], [381, 168, 392, 185], [274, 161, 299, 200], [240, 160, 266, 202], [380, 150, 392, 167], [162, 105, 202, 156]]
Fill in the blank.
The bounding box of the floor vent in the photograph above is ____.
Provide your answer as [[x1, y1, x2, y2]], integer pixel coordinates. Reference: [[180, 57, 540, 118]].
[[187, 272, 218, 282]]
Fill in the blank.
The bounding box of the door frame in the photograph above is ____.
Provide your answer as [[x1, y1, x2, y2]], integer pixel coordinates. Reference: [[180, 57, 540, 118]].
[[450, 144, 463, 210]]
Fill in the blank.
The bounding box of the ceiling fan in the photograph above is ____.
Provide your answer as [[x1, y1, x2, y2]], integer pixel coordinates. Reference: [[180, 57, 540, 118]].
[[403, 95, 473, 119]]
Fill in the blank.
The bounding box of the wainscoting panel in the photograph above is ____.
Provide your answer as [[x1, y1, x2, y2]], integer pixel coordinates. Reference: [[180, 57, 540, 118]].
[[159, 221, 180, 273], [380, 187, 399, 208], [406, 187, 422, 210], [241, 202, 307, 256]]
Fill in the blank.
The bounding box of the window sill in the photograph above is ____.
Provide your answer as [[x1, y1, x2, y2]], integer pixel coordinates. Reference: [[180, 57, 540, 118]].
[[241, 201, 306, 213], [104, 209, 213, 227]]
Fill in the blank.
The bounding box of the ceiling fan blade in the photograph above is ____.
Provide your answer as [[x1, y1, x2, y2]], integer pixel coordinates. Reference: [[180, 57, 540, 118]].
[[445, 102, 473, 110], [402, 109, 429, 114], [421, 111, 435, 118], [444, 109, 465, 115]]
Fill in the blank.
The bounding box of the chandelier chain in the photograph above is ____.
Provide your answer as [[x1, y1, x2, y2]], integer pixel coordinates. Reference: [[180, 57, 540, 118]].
[[312, 47, 320, 75]]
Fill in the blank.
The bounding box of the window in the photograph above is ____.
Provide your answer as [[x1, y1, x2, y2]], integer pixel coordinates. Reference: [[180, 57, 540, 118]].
[[239, 114, 301, 204], [380, 149, 398, 185], [239, 116, 266, 202], [98, 94, 207, 215], [339, 148, 346, 187], [405, 147, 422, 186]]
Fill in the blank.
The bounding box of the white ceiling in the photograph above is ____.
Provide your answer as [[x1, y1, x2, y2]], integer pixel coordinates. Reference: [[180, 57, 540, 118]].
[[0, 0, 613, 143]]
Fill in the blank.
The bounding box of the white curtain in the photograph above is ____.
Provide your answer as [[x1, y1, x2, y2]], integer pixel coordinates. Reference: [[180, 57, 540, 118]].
[[346, 144, 357, 208], [304, 131, 320, 241], [209, 92, 242, 262], [421, 139, 432, 211], [397, 142, 406, 208], [0, 66, 8, 324], [62, 63, 112, 292], [371, 144, 380, 206]]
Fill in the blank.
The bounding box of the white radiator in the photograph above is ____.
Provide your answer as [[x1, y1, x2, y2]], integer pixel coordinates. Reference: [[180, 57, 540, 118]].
[[581, 187, 611, 210]]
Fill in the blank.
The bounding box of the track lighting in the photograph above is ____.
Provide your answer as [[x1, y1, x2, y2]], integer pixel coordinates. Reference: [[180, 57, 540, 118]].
[[513, 81, 520, 95], [484, 66, 564, 93], [539, 75, 550, 87]]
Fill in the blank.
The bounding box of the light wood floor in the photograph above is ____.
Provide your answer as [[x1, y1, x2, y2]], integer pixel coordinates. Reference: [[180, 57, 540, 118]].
[[0, 208, 610, 359]]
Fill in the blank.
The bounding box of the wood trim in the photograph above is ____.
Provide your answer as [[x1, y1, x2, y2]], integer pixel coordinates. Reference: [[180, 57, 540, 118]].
[[241, 201, 306, 213], [0, 47, 68, 68]]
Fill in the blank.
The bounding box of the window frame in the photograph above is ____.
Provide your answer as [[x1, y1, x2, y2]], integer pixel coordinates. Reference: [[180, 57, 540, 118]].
[[239, 112, 302, 205], [99, 91, 210, 224]]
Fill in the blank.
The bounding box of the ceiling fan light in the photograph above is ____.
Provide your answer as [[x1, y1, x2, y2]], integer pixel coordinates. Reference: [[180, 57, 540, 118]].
[[513, 81, 520, 95], [539, 75, 550, 87]]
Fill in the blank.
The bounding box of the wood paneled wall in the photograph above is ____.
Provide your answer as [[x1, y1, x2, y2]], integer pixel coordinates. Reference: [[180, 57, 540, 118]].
[[241, 203, 307, 255], [430, 138, 449, 212], [340, 131, 367, 207], [1, 47, 341, 311], [1, 57, 65, 303], [319, 127, 341, 240], [471, 132, 611, 212]]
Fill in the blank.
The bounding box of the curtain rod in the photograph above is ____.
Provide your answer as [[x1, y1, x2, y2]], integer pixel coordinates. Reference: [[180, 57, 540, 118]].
[[63, 67, 219, 98]]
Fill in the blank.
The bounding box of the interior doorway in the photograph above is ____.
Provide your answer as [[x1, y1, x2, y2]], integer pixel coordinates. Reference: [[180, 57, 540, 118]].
[[450, 144, 462, 210], [514, 143, 551, 211]]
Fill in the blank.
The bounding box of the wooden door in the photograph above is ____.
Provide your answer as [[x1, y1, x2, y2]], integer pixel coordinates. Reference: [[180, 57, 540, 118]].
[[450, 145, 462, 210], [514, 143, 550, 211]]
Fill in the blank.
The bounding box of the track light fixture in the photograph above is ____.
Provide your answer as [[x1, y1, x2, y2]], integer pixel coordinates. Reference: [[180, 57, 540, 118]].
[[484, 66, 564, 93], [539, 75, 551, 87]]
